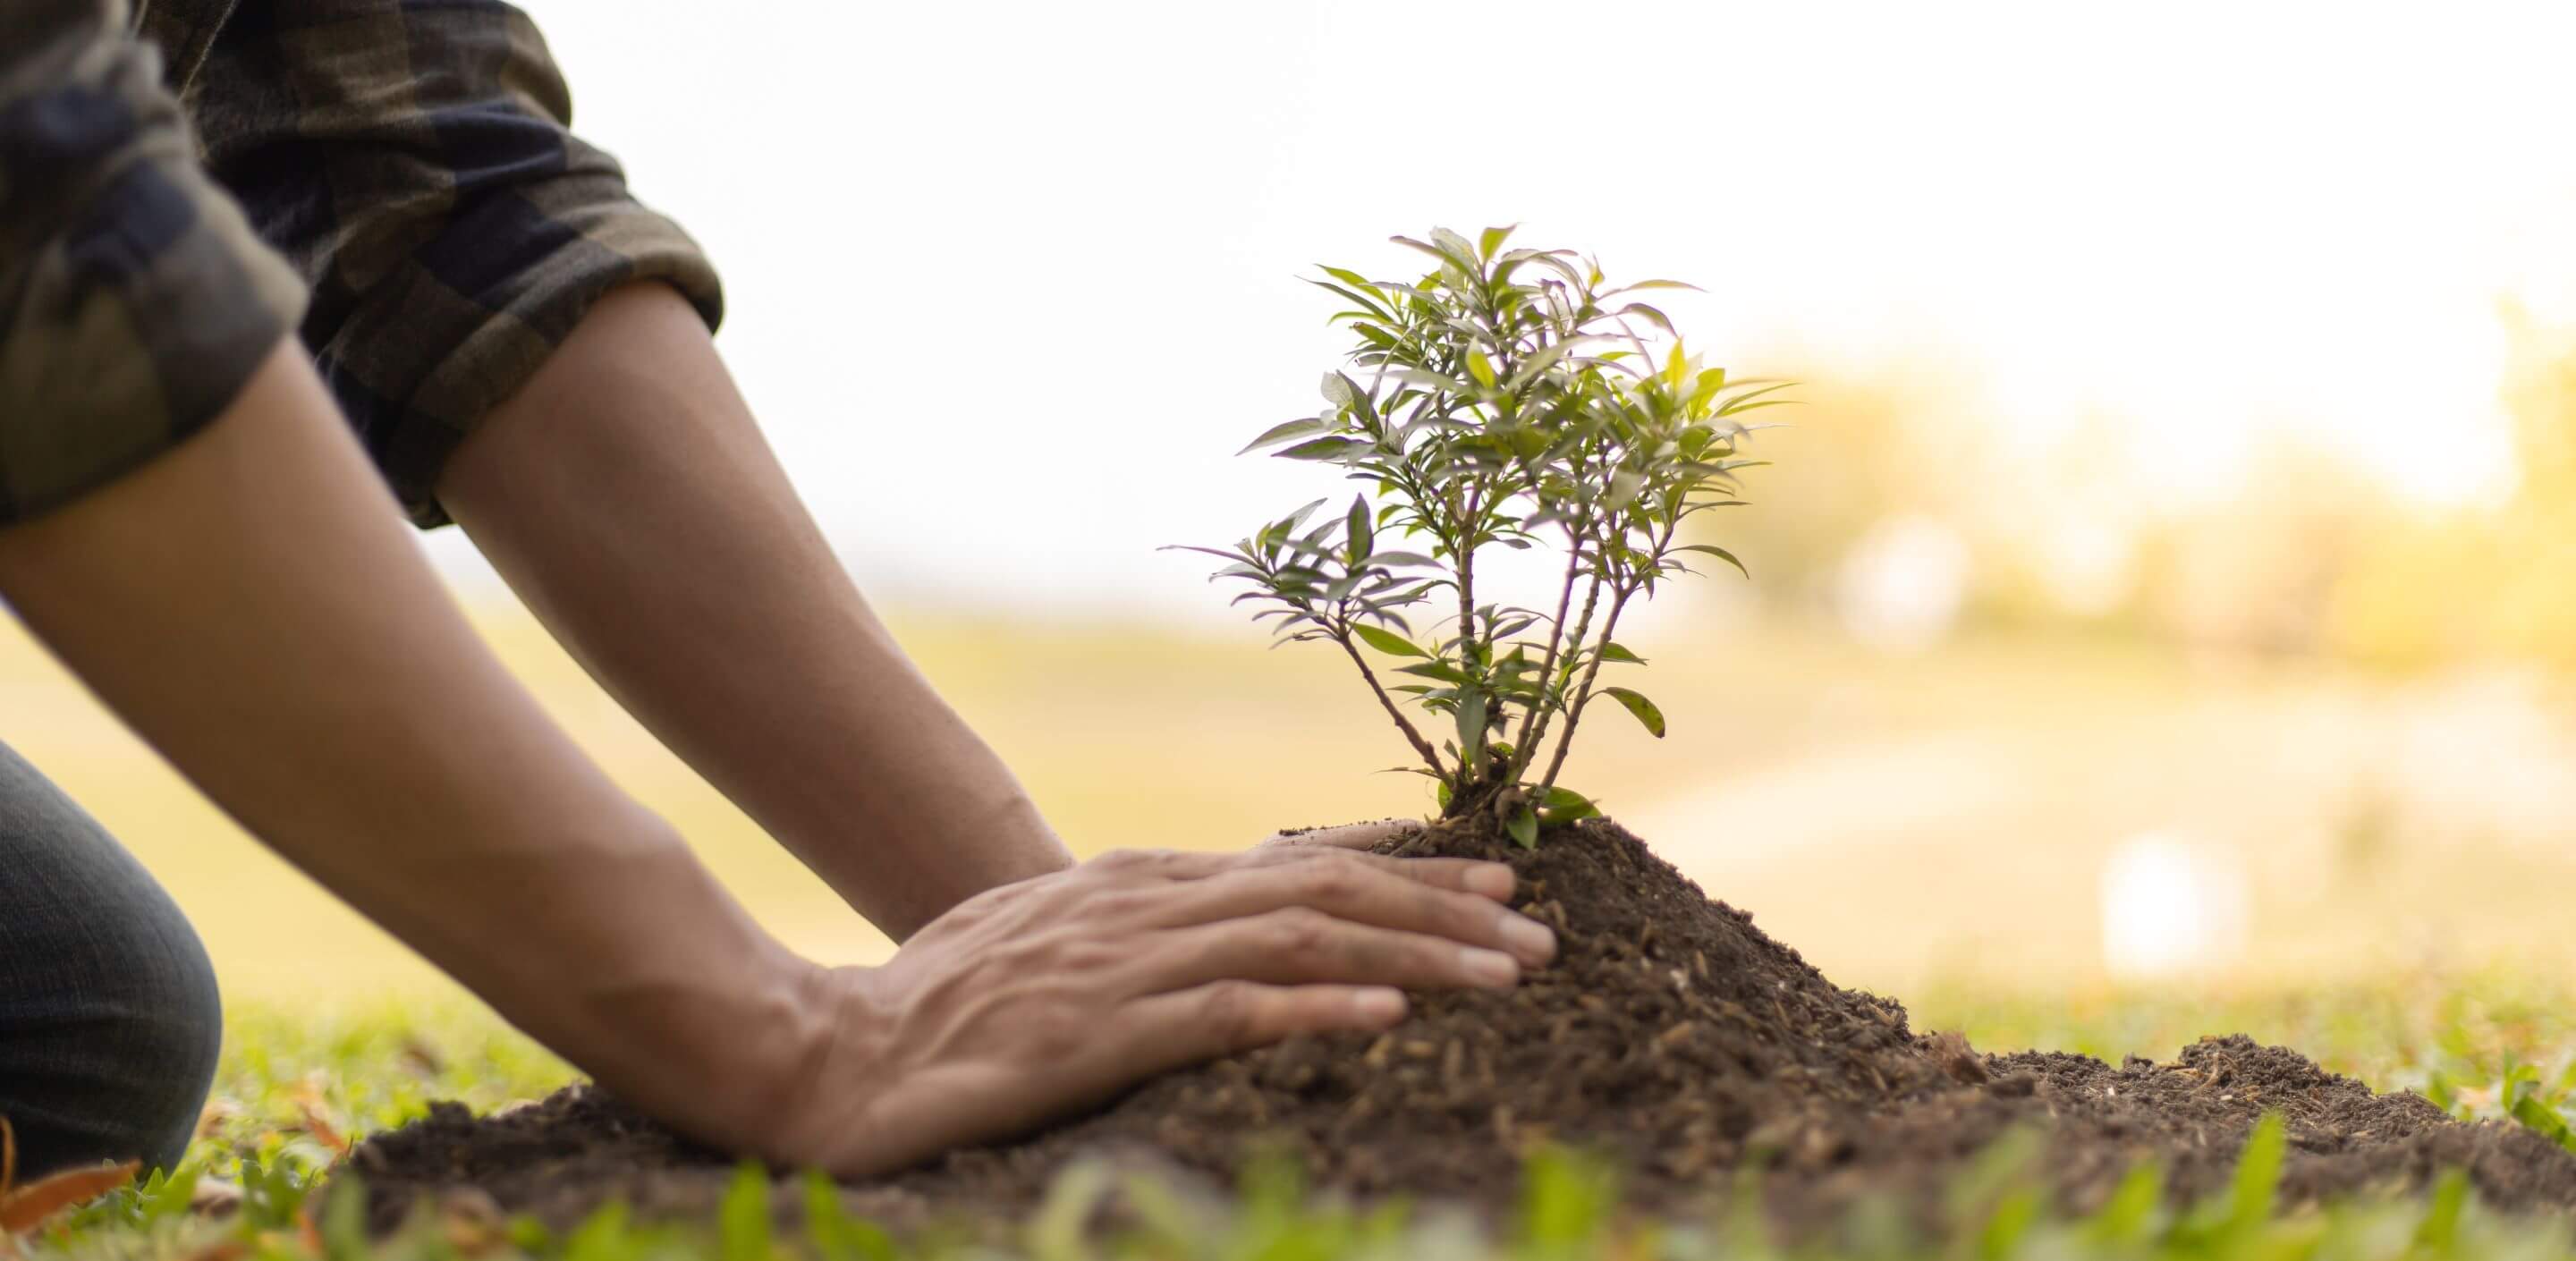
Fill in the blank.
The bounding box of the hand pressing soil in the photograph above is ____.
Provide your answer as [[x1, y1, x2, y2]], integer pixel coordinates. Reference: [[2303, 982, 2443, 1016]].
[[346, 817, 2576, 1238]]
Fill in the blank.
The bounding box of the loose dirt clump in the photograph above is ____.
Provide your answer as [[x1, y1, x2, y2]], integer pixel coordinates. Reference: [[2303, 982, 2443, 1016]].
[[348, 819, 2576, 1235]]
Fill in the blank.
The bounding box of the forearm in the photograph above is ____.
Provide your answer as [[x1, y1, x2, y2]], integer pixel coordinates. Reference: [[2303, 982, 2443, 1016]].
[[0, 342, 819, 1150], [437, 284, 1071, 941]]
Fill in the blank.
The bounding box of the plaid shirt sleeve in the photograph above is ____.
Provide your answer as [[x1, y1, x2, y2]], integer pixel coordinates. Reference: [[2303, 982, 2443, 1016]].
[[190, 0, 725, 528], [0, 0, 723, 531], [0, 0, 308, 525]]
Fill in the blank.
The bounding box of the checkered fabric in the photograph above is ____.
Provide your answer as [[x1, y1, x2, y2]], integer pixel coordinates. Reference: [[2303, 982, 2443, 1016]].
[[1, 0, 722, 528]]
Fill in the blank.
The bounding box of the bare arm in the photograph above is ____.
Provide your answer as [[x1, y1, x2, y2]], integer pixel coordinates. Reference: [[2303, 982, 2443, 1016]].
[[0, 342, 822, 1151], [0, 338, 1555, 1175], [436, 284, 1066, 941], [0, 340, 1555, 1173]]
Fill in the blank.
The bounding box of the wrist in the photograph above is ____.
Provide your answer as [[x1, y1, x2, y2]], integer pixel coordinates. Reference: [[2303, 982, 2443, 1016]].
[[582, 937, 839, 1160], [462, 820, 834, 1159], [742, 963, 904, 1173]]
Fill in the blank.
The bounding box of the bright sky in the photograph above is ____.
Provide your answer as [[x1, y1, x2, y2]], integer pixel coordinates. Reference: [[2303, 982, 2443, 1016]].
[[423, 1, 2576, 616]]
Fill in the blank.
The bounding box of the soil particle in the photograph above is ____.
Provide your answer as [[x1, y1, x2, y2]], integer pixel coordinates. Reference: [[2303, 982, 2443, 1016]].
[[348, 818, 2576, 1235]]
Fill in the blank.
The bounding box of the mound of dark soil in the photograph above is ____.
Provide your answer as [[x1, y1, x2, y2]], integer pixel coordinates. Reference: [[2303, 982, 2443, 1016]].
[[347, 819, 2576, 1235]]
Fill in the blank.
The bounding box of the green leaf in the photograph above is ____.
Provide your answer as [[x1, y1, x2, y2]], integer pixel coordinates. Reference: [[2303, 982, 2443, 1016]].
[[1597, 641, 1644, 664], [1979, 1188, 2043, 1259], [318, 1181, 369, 1261], [1027, 1162, 1114, 1261], [1305, 279, 1393, 320], [1619, 302, 1676, 336], [718, 1164, 771, 1261], [1367, 550, 1438, 569], [1506, 804, 1538, 849], [1479, 224, 1516, 260], [1519, 1148, 1616, 1246], [1320, 372, 1356, 406], [1456, 687, 1488, 773], [1430, 227, 1480, 269], [1276, 497, 1330, 534], [1539, 786, 1598, 823], [1318, 265, 1375, 292], [1599, 686, 1665, 737], [1674, 544, 1749, 578], [2224, 1113, 2287, 1235], [1237, 417, 1328, 455], [564, 1199, 635, 1261], [1392, 233, 1474, 272], [1466, 350, 1496, 387], [802, 1170, 897, 1261], [2417, 1168, 2470, 1251], [2084, 1163, 2164, 1247], [1352, 623, 1427, 658], [2513, 1094, 2576, 1153], [1345, 495, 1373, 563], [1396, 660, 1471, 684], [1276, 436, 1363, 461]]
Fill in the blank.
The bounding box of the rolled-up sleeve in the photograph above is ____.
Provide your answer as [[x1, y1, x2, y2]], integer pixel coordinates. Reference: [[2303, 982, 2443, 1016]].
[[0, 0, 307, 525], [191, 0, 724, 529]]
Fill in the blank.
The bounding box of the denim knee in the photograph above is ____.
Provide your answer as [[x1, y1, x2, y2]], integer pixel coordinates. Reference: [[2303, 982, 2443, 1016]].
[[0, 745, 225, 1177]]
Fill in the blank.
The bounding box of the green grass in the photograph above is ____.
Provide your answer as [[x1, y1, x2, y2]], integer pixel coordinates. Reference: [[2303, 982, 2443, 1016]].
[[19, 977, 2576, 1260]]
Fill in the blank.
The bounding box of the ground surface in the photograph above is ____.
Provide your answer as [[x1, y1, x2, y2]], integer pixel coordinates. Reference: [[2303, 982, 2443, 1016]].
[[331, 820, 2576, 1240], [30, 839, 2576, 1250], [15, 612, 2576, 1261]]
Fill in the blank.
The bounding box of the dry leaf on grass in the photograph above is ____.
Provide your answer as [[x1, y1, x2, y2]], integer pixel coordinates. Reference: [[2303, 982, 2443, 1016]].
[[0, 1118, 143, 1240], [2, 1162, 140, 1235], [286, 1076, 350, 1156]]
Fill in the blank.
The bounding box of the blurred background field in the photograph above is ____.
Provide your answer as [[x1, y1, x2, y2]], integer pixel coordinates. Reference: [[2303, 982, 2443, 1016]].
[[17, 365, 2576, 1008], [19, 278, 2576, 1009]]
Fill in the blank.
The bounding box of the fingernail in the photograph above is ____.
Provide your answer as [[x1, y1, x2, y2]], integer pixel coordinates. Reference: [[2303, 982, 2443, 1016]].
[[1464, 864, 1516, 899], [1461, 946, 1521, 987], [1498, 913, 1557, 966], [1353, 988, 1407, 1023]]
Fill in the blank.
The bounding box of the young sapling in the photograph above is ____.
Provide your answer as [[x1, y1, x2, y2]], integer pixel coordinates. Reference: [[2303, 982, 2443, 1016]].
[[1171, 226, 1785, 845]]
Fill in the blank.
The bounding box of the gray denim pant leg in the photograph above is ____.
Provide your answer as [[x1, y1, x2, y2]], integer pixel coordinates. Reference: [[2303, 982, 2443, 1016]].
[[0, 739, 222, 1176]]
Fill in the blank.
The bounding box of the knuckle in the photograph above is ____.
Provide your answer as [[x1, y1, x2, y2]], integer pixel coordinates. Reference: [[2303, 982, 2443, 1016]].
[[1200, 980, 1264, 1043], [1087, 887, 1146, 921], [1426, 886, 1485, 931], [1267, 906, 1335, 953], [1297, 859, 1365, 902]]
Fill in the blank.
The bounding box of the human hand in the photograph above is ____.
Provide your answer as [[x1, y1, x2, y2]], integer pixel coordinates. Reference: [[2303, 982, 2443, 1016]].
[[762, 844, 1552, 1178]]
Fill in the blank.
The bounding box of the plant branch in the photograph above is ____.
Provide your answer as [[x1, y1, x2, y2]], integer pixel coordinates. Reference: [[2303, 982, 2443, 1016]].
[[1332, 622, 1446, 778], [1516, 562, 1602, 778], [1536, 517, 1675, 797], [1506, 514, 1588, 766], [1534, 581, 1631, 799], [1450, 476, 1483, 784]]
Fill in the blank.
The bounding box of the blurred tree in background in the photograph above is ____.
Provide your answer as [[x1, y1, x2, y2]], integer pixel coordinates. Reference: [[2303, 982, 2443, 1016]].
[[2329, 303, 2576, 674], [1710, 305, 2576, 677]]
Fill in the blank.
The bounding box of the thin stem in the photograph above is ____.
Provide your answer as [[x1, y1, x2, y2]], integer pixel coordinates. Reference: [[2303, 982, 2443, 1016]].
[[1506, 519, 1587, 766], [1534, 581, 1631, 798], [1536, 518, 1675, 798], [1517, 565, 1602, 778], [1334, 625, 1445, 778], [1450, 478, 1483, 788]]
